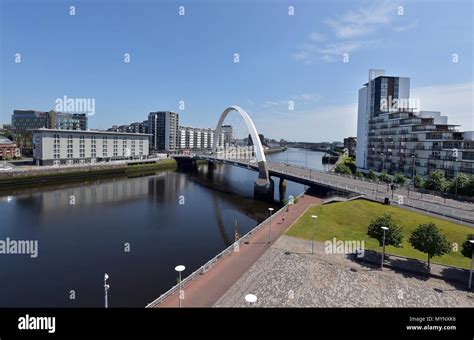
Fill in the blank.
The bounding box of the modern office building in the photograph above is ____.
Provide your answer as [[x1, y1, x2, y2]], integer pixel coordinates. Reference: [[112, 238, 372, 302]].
[[32, 128, 150, 166], [0, 136, 19, 160], [148, 111, 179, 152], [356, 69, 474, 178], [12, 110, 88, 155], [108, 121, 148, 134]]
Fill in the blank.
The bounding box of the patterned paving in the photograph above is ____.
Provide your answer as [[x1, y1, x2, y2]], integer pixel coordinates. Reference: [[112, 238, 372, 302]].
[[215, 235, 474, 307]]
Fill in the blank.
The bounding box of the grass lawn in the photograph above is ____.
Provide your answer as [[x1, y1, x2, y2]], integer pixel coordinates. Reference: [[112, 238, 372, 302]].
[[285, 199, 473, 269]]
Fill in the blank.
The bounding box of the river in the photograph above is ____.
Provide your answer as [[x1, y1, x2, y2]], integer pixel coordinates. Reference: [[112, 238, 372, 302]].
[[0, 148, 326, 307]]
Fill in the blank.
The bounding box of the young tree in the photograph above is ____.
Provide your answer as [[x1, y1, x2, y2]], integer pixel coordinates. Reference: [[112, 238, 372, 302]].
[[461, 234, 474, 258], [423, 170, 446, 192], [367, 214, 403, 247], [394, 173, 406, 185], [413, 175, 423, 188], [409, 222, 451, 270], [367, 170, 377, 180], [378, 172, 391, 183], [447, 174, 469, 196]]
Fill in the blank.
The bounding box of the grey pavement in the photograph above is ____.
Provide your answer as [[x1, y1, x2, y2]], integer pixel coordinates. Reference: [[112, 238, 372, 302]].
[[215, 235, 474, 307]]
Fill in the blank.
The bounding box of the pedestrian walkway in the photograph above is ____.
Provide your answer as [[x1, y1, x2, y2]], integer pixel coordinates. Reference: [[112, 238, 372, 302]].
[[153, 194, 322, 307], [215, 235, 474, 307]]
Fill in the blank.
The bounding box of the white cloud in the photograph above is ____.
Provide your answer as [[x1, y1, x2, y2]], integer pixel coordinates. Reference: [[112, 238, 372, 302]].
[[326, 1, 397, 39], [292, 1, 415, 64], [411, 82, 474, 130]]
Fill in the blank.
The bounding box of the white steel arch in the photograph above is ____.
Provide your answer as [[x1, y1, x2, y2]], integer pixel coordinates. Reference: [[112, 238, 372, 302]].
[[212, 105, 267, 164]]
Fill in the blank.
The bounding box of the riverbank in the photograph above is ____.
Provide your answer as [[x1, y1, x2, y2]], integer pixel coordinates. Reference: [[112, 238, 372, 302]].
[[0, 158, 177, 189], [264, 146, 287, 154], [149, 192, 322, 307]]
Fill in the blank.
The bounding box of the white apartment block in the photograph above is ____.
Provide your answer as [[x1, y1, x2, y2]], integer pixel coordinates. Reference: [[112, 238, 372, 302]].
[[32, 128, 150, 166]]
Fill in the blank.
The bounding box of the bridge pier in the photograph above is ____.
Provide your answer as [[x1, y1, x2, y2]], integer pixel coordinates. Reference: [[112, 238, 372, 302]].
[[278, 177, 287, 203], [254, 177, 274, 201], [174, 156, 198, 172]]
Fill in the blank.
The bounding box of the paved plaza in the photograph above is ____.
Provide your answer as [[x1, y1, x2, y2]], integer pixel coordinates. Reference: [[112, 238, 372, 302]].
[[215, 235, 474, 307]]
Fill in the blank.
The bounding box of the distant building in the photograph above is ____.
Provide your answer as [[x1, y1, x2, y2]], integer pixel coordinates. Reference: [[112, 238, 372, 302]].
[[12, 110, 88, 156], [356, 69, 474, 178], [247, 133, 265, 146], [148, 111, 179, 152], [221, 125, 233, 146], [0, 136, 19, 160], [343, 137, 357, 157], [178, 126, 220, 150], [32, 128, 150, 166]]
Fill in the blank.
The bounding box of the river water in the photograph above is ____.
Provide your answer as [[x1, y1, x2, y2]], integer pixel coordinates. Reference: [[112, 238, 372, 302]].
[[0, 149, 326, 307]]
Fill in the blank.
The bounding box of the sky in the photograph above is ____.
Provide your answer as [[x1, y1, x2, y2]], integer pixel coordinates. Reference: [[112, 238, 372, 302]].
[[0, 0, 473, 142]]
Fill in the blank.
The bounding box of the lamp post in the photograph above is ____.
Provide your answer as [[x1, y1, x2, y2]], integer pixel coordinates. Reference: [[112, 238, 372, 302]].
[[175, 265, 185, 308], [245, 294, 257, 307], [104, 273, 110, 308], [469, 240, 474, 290], [311, 215, 317, 255], [268, 208, 274, 244], [381, 227, 389, 269], [381, 152, 384, 172]]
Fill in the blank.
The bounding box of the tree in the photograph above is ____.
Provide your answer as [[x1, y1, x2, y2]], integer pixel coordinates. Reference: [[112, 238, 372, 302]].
[[355, 171, 363, 178], [378, 172, 391, 183], [409, 222, 451, 270], [461, 234, 474, 258], [413, 175, 423, 188], [447, 174, 469, 196], [367, 170, 377, 180], [367, 214, 403, 248], [394, 173, 406, 185], [335, 163, 352, 175], [423, 170, 446, 192]]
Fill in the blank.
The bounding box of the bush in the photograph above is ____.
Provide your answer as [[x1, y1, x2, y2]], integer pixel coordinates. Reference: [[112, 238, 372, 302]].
[[394, 173, 406, 185], [367, 170, 377, 180], [423, 170, 446, 192], [378, 172, 391, 183], [367, 214, 403, 247], [334, 163, 352, 175], [461, 234, 474, 258], [413, 175, 423, 188]]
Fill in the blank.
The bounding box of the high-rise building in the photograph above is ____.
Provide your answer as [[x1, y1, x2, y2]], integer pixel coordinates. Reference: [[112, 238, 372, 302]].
[[148, 111, 179, 152], [221, 125, 233, 146], [178, 126, 216, 150], [356, 69, 474, 178]]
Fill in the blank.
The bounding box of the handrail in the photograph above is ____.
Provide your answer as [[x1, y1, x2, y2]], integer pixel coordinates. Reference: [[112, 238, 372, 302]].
[[145, 196, 295, 308]]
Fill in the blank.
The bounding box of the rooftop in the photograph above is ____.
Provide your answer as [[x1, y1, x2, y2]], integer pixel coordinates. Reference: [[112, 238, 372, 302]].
[[30, 128, 151, 137]]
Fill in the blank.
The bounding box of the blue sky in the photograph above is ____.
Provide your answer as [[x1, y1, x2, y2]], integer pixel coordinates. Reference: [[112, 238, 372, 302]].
[[0, 0, 472, 142]]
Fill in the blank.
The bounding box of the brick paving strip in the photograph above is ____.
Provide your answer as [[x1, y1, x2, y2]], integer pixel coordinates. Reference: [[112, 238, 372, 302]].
[[153, 194, 322, 308]]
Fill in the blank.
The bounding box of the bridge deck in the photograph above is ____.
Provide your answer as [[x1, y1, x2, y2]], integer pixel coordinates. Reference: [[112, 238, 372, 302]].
[[197, 156, 474, 225]]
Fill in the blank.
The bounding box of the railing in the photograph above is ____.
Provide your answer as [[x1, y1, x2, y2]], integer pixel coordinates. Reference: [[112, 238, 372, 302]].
[[145, 198, 292, 308]]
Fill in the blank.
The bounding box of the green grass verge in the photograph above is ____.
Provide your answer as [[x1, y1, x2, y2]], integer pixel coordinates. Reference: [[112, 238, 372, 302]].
[[285, 199, 473, 269]]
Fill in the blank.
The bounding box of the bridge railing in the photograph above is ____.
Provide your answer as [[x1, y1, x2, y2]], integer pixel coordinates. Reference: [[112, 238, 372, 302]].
[[145, 196, 296, 308]]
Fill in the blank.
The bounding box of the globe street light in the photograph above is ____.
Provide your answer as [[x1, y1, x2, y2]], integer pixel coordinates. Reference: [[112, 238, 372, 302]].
[[104, 273, 110, 308], [311, 215, 317, 255], [245, 294, 257, 307], [175, 265, 185, 308], [268, 208, 274, 244], [381, 227, 389, 269], [469, 240, 474, 290]]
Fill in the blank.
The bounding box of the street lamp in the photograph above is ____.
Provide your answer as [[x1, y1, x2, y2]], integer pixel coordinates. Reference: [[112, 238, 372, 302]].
[[245, 294, 257, 307], [175, 265, 185, 308], [268, 208, 274, 244], [381, 152, 384, 172], [469, 240, 474, 290], [311, 215, 317, 254], [381, 227, 389, 269], [104, 273, 110, 308]]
